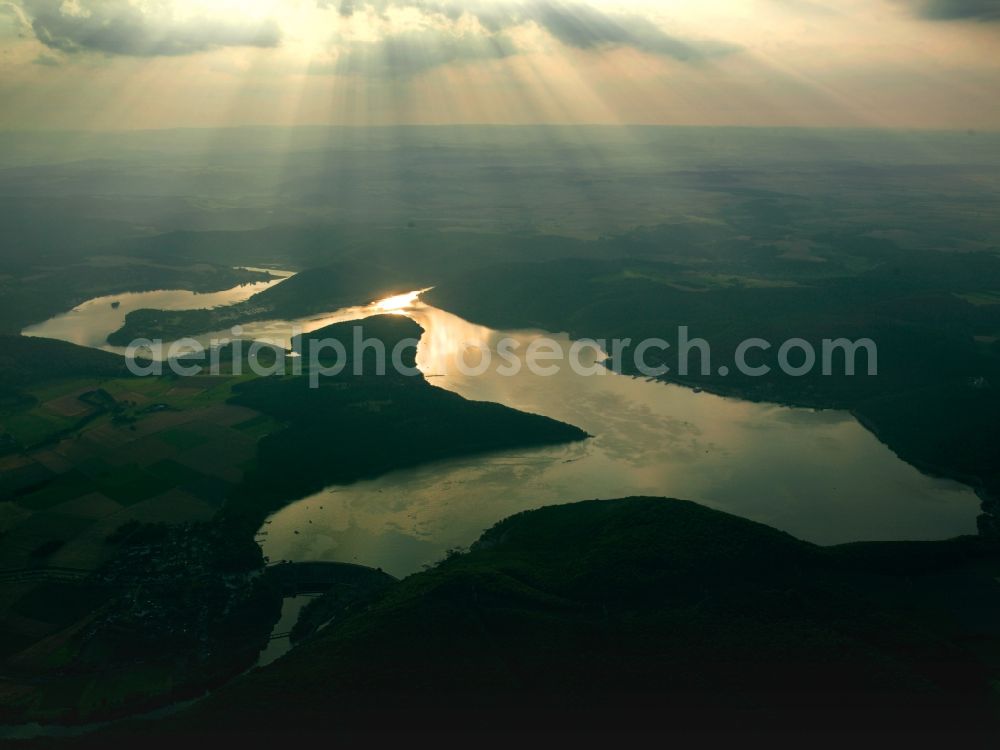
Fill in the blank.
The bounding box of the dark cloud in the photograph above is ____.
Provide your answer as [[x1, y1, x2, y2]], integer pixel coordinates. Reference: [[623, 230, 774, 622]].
[[17, 0, 738, 68], [910, 0, 1000, 20], [331, 27, 517, 77], [533, 4, 715, 60], [334, 1, 738, 62], [317, 0, 356, 17], [20, 0, 282, 57]]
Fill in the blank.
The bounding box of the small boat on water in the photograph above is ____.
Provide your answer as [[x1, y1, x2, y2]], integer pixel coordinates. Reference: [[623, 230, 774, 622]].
[[110, 300, 121, 309]]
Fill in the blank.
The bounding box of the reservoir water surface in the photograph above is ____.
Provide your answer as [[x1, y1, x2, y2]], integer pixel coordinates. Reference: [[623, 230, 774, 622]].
[[24, 283, 982, 578]]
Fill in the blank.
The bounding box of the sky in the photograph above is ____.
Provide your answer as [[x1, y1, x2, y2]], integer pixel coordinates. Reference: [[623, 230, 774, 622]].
[[0, 0, 998, 130]]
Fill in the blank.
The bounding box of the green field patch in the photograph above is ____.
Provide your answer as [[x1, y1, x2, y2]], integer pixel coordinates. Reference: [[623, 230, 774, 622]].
[[145, 458, 207, 486], [172, 443, 247, 484], [0, 392, 37, 413], [0, 411, 78, 446], [40, 393, 91, 418], [16, 471, 95, 512], [55, 492, 122, 520], [231, 413, 280, 440], [0, 513, 95, 566], [180, 475, 232, 506], [75, 457, 116, 481], [156, 427, 212, 451], [108, 374, 248, 409], [188, 376, 254, 404], [233, 454, 261, 477], [0, 378, 116, 447], [23, 378, 103, 405], [101, 375, 226, 407], [95, 464, 173, 506], [101, 377, 171, 400], [0, 461, 54, 499], [0, 624, 43, 662], [76, 665, 175, 718], [232, 413, 271, 431], [11, 581, 107, 628]]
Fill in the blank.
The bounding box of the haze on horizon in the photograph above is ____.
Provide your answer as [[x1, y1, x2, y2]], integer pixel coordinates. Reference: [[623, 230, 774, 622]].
[[0, 0, 998, 132]]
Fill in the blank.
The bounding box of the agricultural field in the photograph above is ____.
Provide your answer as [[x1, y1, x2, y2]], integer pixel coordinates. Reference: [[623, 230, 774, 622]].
[[0, 373, 281, 672]]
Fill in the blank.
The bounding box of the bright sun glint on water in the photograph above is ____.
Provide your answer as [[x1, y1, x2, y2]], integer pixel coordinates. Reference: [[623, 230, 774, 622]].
[[374, 291, 422, 312]]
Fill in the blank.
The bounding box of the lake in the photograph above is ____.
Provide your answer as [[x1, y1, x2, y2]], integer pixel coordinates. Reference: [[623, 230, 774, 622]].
[[22, 282, 982, 579], [258, 297, 981, 577], [21, 267, 292, 353]]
